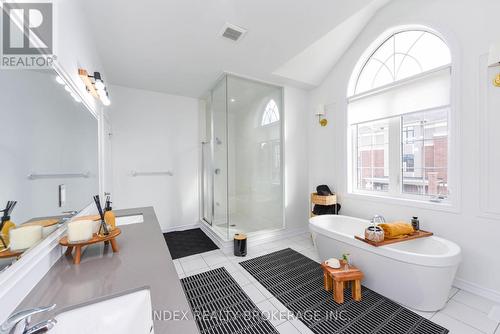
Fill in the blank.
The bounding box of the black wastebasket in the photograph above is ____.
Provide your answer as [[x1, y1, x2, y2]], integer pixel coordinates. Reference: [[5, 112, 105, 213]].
[[234, 233, 247, 257]]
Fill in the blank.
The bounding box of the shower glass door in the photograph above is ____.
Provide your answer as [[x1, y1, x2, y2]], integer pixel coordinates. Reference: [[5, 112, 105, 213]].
[[202, 75, 284, 240], [211, 77, 229, 239], [226, 76, 283, 235]]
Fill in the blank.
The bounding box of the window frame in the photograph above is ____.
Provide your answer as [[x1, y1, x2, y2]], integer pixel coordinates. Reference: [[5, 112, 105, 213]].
[[351, 30, 451, 96], [346, 27, 459, 211]]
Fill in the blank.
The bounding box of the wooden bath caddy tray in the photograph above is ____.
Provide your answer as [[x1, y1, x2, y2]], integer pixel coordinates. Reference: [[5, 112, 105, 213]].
[[0, 247, 23, 259], [60, 228, 121, 264], [355, 230, 433, 247]]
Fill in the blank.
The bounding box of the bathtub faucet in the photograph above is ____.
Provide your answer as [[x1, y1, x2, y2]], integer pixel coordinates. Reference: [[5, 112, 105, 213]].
[[371, 215, 386, 226]]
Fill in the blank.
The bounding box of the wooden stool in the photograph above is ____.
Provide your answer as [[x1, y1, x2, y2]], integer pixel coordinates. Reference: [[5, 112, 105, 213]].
[[60, 228, 121, 264], [321, 262, 363, 304]]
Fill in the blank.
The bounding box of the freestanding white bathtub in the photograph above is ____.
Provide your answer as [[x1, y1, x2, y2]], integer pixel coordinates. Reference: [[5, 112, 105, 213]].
[[309, 215, 461, 311]]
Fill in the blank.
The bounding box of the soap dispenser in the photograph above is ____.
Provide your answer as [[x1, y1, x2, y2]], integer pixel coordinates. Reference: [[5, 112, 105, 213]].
[[0, 201, 17, 250], [104, 195, 116, 231], [411, 216, 420, 231]]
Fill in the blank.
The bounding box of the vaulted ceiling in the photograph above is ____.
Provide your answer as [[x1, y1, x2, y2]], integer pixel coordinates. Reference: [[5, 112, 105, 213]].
[[82, 0, 390, 97]]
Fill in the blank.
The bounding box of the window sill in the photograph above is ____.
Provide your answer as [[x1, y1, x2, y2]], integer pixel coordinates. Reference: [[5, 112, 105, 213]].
[[343, 191, 460, 214]]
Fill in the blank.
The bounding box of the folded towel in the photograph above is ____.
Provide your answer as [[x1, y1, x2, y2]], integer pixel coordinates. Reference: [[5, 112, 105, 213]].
[[378, 222, 415, 239], [313, 203, 341, 215]]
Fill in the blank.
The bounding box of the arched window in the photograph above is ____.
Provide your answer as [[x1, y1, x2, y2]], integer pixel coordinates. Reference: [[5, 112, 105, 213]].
[[352, 30, 451, 95], [348, 29, 452, 202], [261, 99, 279, 126]]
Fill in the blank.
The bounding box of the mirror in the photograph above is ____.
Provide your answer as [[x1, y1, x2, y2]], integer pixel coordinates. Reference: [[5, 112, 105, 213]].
[[0, 69, 99, 272]]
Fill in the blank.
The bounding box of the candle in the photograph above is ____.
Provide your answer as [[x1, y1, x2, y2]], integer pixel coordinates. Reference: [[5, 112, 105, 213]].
[[9, 226, 43, 251], [67, 220, 93, 243]]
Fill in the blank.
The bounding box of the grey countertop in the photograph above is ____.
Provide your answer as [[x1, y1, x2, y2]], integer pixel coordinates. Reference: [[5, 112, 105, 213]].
[[15, 206, 199, 334]]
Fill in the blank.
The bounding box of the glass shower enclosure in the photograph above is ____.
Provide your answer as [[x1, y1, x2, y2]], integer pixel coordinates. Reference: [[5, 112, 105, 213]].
[[201, 75, 284, 240]]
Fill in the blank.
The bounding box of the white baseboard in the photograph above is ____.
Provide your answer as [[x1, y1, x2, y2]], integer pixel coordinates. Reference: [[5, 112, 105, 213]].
[[453, 277, 500, 303], [198, 220, 309, 255], [161, 222, 200, 233]]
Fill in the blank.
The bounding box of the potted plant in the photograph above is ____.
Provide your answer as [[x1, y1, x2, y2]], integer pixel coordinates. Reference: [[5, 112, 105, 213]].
[[342, 253, 350, 271]]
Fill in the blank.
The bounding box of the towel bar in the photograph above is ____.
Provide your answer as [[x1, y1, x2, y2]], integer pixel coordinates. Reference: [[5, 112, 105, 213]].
[[130, 171, 173, 177], [28, 172, 90, 180]]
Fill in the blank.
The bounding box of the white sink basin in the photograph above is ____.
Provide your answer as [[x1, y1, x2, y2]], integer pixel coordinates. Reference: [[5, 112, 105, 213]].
[[115, 214, 144, 226], [51, 288, 153, 334]]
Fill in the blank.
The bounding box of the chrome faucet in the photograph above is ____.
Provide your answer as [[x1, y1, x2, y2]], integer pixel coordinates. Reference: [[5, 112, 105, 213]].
[[0, 305, 57, 334], [59, 210, 79, 225]]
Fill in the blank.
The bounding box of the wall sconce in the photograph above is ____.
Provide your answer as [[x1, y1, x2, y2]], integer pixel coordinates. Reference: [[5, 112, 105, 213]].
[[315, 104, 328, 127], [78, 69, 111, 105], [488, 43, 500, 87]]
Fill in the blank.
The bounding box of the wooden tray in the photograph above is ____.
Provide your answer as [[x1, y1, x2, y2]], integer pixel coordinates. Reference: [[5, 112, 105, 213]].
[[23, 219, 59, 228], [72, 215, 101, 222], [0, 247, 23, 259], [355, 230, 433, 247], [60, 228, 121, 264]]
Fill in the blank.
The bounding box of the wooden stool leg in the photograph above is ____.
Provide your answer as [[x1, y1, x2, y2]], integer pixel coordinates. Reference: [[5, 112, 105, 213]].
[[110, 238, 119, 253], [65, 246, 73, 256], [334, 280, 344, 304], [323, 272, 332, 291], [352, 280, 362, 301], [74, 246, 82, 265]]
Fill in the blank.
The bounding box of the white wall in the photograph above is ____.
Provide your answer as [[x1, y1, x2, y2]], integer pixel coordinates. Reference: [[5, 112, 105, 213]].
[[308, 0, 500, 298], [109, 85, 200, 231], [284, 86, 310, 231]]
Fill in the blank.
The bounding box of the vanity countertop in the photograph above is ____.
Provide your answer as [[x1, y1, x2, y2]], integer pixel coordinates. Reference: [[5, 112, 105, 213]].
[[15, 207, 199, 333]]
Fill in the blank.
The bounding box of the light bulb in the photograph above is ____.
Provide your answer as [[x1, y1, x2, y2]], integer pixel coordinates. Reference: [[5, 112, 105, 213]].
[[94, 79, 105, 90], [102, 97, 111, 106], [64, 85, 71, 92], [56, 76, 65, 85], [70, 92, 81, 103]]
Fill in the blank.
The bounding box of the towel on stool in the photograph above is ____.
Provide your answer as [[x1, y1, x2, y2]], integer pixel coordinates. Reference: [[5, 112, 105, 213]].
[[313, 203, 341, 215], [378, 222, 415, 239]]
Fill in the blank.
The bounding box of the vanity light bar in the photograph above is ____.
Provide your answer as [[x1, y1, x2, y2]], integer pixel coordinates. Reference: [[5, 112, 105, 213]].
[[78, 69, 111, 106], [78, 69, 99, 98], [56, 75, 81, 103]]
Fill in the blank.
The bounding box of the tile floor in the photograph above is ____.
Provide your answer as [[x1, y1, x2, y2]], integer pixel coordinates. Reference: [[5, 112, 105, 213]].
[[173, 233, 500, 334]]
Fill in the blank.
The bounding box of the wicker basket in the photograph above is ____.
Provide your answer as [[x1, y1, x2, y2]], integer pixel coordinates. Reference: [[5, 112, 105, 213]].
[[311, 193, 337, 206], [310, 193, 337, 217]]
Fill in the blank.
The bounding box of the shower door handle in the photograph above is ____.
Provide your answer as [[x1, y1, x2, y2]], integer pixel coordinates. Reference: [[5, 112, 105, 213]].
[[214, 168, 221, 175]]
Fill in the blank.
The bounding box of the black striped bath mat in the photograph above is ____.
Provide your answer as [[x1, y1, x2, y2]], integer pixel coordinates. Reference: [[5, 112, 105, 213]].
[[181, 267, 279, 333], [239, 248, 448, 334]]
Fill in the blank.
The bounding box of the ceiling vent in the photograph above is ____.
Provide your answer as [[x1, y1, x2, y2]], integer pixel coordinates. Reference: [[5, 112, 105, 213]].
[[220, 23, 247, 42]]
